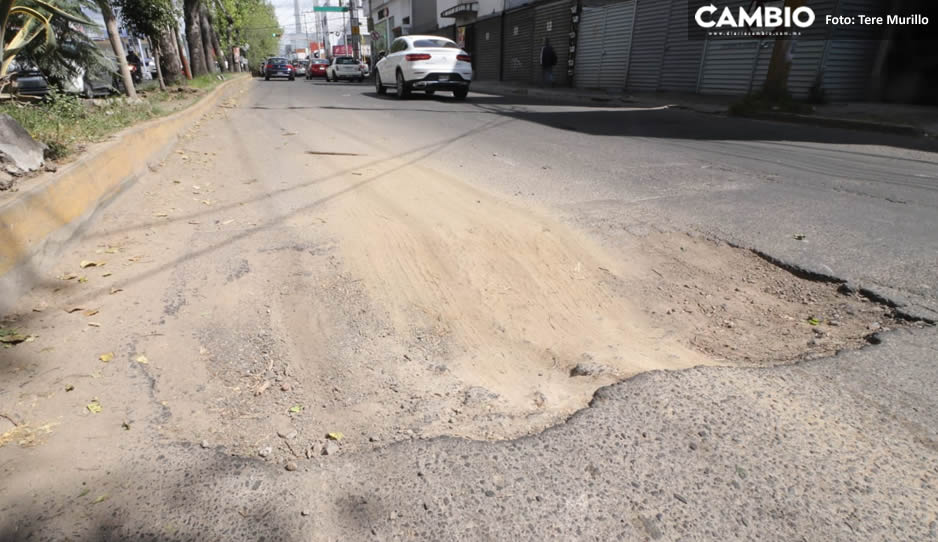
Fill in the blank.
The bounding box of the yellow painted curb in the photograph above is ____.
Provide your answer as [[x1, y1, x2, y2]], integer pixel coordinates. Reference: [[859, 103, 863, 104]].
[[0, 75, 251, 308]]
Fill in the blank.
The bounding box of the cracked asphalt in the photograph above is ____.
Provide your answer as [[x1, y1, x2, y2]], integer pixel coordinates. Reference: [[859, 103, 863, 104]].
[[1, 78, 937, 541]]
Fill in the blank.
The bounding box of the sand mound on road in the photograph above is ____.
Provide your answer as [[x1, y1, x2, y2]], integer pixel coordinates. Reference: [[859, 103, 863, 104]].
[[324, 160, 711, 413]]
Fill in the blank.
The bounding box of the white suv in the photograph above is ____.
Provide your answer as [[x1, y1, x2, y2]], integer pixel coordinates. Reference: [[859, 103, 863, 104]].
[[374, 35, 473, 100], [326, 56, 364, 82]]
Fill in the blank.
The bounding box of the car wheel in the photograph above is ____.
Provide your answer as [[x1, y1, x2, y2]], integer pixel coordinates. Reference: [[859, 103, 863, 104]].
[[82, 81, 93, 99], [376, 72, 387, 95], [453, 87, 469, 100], [396, 70, 410, 99], [265, 75, 270, 81]]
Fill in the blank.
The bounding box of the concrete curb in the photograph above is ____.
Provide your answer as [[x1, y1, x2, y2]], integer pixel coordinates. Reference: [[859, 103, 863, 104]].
[[732, 110, 932, 138], [0, 75, 251, 313]]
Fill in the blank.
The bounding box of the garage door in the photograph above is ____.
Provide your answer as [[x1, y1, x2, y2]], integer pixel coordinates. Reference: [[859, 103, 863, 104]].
[[625, 0, 669, 91], [473, 15, 501, 81], [575, 0, 634, 90], [532, 0, 573, 86], [502, 7, 536, 83]]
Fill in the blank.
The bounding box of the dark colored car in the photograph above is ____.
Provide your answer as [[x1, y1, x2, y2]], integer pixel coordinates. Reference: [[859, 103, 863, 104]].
[[6, 61, 49, 97], [264, 57, 294, 81], [305, 58, 328, 79]]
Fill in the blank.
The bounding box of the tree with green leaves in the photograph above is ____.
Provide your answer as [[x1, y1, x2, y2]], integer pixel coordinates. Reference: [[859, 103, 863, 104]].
[[112, 0, 177, 89], [212, 0, 280, 73]]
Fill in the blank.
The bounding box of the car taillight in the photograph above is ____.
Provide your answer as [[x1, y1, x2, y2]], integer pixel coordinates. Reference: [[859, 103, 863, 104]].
[[266, 64, 272, 70], [457, 54, 471, 62], [405, 53, 431, 61], [287, 65, 293, 70]]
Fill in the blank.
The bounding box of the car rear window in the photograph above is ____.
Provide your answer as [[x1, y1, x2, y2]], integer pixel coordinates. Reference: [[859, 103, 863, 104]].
[[412, 39, 458, 48], [314, 59, 328, 64], [336, 57, 358, 65], [269, 58, 287, 64]]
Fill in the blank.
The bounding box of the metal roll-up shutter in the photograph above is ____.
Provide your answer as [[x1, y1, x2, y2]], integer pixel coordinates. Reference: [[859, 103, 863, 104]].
[[699, 39, 763, 95], [783, 0, 835, 99], [473, 16, 502, 81], [574, 6, 606, 88], [659, 0, 705, 92], [821, 0, 881, 101], [502, 7, 536, 82], [532, 0, 573, 86], [697, 0, 763, 96], [575, 0, 635, 90], [625, 0, 670, 91]]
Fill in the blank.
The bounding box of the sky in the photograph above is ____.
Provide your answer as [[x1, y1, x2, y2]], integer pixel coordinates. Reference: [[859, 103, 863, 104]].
[[272, 0, 345, 33]]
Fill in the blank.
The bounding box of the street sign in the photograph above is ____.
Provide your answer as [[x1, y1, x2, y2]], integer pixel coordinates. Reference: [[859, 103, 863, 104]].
[[313, 6, 348, 12], [370, 31, 380, 40]]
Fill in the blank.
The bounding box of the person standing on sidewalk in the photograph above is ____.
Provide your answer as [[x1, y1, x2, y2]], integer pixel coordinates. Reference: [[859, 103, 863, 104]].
[[540, 38, 557, 87]]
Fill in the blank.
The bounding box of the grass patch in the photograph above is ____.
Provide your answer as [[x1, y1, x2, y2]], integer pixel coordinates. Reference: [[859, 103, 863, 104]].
[[729, 92, 814, 117], [0, 73, 235, 162]]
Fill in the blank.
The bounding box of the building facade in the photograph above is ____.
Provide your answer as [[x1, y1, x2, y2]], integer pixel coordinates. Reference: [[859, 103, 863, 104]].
[[367, 0, 926, 103]]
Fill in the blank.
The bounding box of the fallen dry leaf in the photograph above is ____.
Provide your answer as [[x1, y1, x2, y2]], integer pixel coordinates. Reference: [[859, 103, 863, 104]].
[[77, 277, 88, 283], [99, 352, 114, 363], [101, 272, 112, 278], [59, 273, 78, 281], [65, 307, 84, 314], [83, 309, 99, 317], [87, 322, 101, 328], [80, 260, 104, 269], [109, 288, 123, 295], [86, 400, 102, 414], [135, 355, 149, 364], [154, 212, 169, 218]]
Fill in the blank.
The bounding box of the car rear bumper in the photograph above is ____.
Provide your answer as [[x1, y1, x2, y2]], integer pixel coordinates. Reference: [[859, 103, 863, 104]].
[[409, 74, 470, 91], [265, 72, 294, 78]]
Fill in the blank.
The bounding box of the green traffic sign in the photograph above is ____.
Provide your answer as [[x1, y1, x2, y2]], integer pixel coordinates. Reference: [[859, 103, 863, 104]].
[[313, 6, 348, 12]]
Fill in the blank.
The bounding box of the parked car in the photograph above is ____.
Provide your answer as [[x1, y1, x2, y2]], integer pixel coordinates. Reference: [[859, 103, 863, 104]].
[[374, 35, 471, 100], [293, 59, 307, 77], [5, 61, 49, 97], [264, 57, 294, 81], [306, 58, 328, 79], [62, 55, 119, 98], [360, 61, 370, 77], [326, 56, 363, 82]]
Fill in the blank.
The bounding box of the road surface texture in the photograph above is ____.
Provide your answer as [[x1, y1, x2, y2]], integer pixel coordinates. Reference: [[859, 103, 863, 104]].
[[1, 79, 937, 541]]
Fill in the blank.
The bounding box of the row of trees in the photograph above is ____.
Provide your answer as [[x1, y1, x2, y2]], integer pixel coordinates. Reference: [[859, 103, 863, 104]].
[[1, 0, 281, 98]]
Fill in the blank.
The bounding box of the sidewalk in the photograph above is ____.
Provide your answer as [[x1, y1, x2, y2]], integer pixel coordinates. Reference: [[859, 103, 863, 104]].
[[471, 80, 938, 138]]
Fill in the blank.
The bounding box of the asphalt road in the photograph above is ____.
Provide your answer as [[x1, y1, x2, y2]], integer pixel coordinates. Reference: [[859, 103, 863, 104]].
[[1, 78, 937, 541]]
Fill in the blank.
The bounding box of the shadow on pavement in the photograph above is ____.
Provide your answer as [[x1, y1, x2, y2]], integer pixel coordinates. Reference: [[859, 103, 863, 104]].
[[347, 86, 938, 153], [0, 448, 306, 541]]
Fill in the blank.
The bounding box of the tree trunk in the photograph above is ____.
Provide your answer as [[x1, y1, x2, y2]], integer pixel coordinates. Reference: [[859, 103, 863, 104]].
[[174, 25, 193, 80], [159, 27, 183, 85], [199, 6, 217, 73], [94, 0, 136, 98], [762, 0, 806, 100], [183, 0, 208, 76], [205, 8, 226, 72], [151, 39, 166, 91]]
